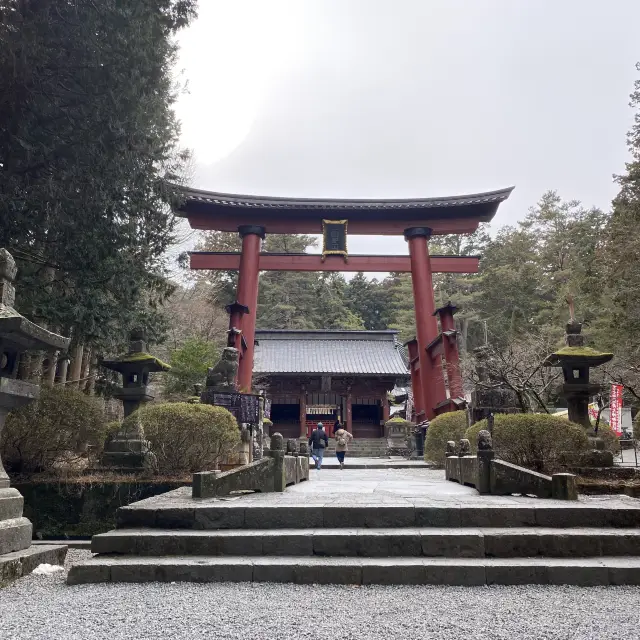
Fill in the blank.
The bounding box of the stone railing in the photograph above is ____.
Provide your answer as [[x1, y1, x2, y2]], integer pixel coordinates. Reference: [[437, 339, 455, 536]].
[[445, 432, 577, 500], [192, 433, 309, 499]]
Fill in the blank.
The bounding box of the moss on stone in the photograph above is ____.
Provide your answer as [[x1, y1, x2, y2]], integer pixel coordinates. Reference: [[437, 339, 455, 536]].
[[103, 351, 171, 372], [385, 416, 413, 426], [553, 346, 613, 358], [119, 352, 170, 368]]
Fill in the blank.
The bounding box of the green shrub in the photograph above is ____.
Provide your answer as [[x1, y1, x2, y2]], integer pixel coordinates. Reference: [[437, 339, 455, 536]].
[[592, 423, 619, 454], [123, 402, 240, 473], [466, 413, 589, 473], [424, 411, 468, 466], [164, 338, 218, 397], [2, 386, 106, 474]]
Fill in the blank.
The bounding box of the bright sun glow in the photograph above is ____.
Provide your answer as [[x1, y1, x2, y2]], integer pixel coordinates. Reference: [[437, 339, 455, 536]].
[[174, 1, 304, 167]]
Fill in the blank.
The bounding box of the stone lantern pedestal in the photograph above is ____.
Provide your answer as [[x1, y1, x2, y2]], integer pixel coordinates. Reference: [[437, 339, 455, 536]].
[[100, 331, 170, 470], [0, 249, 70, 584]]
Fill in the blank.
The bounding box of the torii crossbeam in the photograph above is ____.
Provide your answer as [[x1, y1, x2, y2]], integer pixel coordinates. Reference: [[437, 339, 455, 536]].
[[189, 252, 480, 274]]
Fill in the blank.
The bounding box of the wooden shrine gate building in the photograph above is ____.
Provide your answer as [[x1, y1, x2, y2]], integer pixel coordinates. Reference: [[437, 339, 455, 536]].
[[253, 329, 410, 439], [176, 186, 513, 422]]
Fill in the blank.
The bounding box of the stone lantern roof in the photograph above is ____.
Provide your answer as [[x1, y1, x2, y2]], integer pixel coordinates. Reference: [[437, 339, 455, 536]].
[[101, 330, 170, 374], [544, 345, 613, 369], [101, 352, 170, 374], [543, 319, 612, 370]]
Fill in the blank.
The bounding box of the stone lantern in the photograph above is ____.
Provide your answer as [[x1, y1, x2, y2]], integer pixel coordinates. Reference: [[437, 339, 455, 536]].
[[0, 249, 70, 581], [100, 330, 170, 469], [544, 302, 613, 429]]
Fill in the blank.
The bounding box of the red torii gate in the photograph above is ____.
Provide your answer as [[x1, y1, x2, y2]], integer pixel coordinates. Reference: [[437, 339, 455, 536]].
[[176, 186, 513, 421]]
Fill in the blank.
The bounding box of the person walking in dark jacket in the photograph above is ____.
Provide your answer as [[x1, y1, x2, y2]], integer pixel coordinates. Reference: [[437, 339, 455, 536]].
[[308, 422, 329, 470]]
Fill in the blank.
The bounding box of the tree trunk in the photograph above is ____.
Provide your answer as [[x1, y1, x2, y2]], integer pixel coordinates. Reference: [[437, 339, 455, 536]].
[[68, 344, 84, 389], [87, 352, 98, 395], [43, 350, 58, 387], [80, 345, 91, 392], [460, 318, 469, 354], [57, 357, 69, 385]]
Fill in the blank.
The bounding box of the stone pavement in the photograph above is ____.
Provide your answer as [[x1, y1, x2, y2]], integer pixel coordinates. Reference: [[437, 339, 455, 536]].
[[221, 467, 640, 507], [310, 456, 430, 469]]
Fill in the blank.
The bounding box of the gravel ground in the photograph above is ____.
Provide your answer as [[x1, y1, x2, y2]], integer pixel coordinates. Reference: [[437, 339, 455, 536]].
[[0, 551, 638, 640]]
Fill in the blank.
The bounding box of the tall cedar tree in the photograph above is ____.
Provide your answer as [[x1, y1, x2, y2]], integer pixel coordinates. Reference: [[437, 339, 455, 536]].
[[0, 1, 197, 350], [607, 63, 640, 352]]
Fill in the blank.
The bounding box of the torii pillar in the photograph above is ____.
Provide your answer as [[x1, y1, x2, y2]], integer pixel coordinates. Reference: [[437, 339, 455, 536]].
[[404, 227, 446, 419], [436, 302, 464, 401], [232, 225, 265, 392]]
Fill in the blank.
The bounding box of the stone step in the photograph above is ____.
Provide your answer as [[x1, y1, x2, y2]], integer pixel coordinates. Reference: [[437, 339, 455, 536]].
[[91, 527, 640, 558], [1, 544, 67, 587], [116, 500, 640, 530], [67, 555, 640, 586]]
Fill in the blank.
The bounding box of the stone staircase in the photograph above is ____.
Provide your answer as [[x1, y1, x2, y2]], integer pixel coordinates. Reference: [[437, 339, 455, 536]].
[[68, 489, 640, 585], [314, 438, 389, 458]]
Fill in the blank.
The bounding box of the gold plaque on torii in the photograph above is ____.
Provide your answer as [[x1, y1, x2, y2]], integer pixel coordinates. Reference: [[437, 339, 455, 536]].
[[322, 219, 348, 262]]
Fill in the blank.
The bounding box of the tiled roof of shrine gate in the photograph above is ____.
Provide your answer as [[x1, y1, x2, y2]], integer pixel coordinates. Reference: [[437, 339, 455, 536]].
[[177, 186, 514, 211], [253, 330, 410, 377]]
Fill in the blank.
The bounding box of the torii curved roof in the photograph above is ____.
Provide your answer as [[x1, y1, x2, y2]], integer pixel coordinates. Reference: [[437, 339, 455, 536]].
[[177, 186, 514, 214], [174, 185, 514, 234]]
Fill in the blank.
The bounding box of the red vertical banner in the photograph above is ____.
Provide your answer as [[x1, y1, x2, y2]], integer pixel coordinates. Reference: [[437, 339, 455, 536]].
[[610, 384, 623, 436]]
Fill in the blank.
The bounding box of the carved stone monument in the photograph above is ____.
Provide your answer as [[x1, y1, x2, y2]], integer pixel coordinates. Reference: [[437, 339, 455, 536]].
[[470, 345, 520, 423], [201, 346, 259, 467], [476, 430, 494, 494], [205, 347, 239, 391], [0, 249, 70, 584], [100, 330, 170, 470], [384, 417, 414, 457]]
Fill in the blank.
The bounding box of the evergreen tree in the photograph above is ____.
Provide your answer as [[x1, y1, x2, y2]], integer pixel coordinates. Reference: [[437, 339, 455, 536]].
[[607, 63, 640, 352], [0, 1, 197, 350], [383, 273, 416, 344], [344, 272, 387, 330], [257, 234, 321, 329]]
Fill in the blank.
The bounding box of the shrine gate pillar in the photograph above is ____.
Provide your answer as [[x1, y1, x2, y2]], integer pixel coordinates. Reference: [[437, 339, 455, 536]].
[[437, 303, 464, 400], [404, 227, 445, 419], [236, 225, 265, 391]]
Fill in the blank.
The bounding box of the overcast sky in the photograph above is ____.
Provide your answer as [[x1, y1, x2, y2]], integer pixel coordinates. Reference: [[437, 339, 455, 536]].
[[174, 0, 640, 256]]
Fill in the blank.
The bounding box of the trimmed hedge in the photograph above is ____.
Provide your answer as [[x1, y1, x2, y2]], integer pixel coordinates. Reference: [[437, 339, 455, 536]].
[[122, 402, 240, 473], [466, 413, 589, 473], [424, 411, 468, 466], [2, 386, 106, 474]]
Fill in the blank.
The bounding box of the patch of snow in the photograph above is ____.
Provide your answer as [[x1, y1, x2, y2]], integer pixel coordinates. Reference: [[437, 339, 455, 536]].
[[32, 564, 64, 576]]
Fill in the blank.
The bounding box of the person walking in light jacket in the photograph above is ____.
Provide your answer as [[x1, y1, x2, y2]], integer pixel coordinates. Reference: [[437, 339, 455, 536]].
[[333, 421, 353, 470]]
